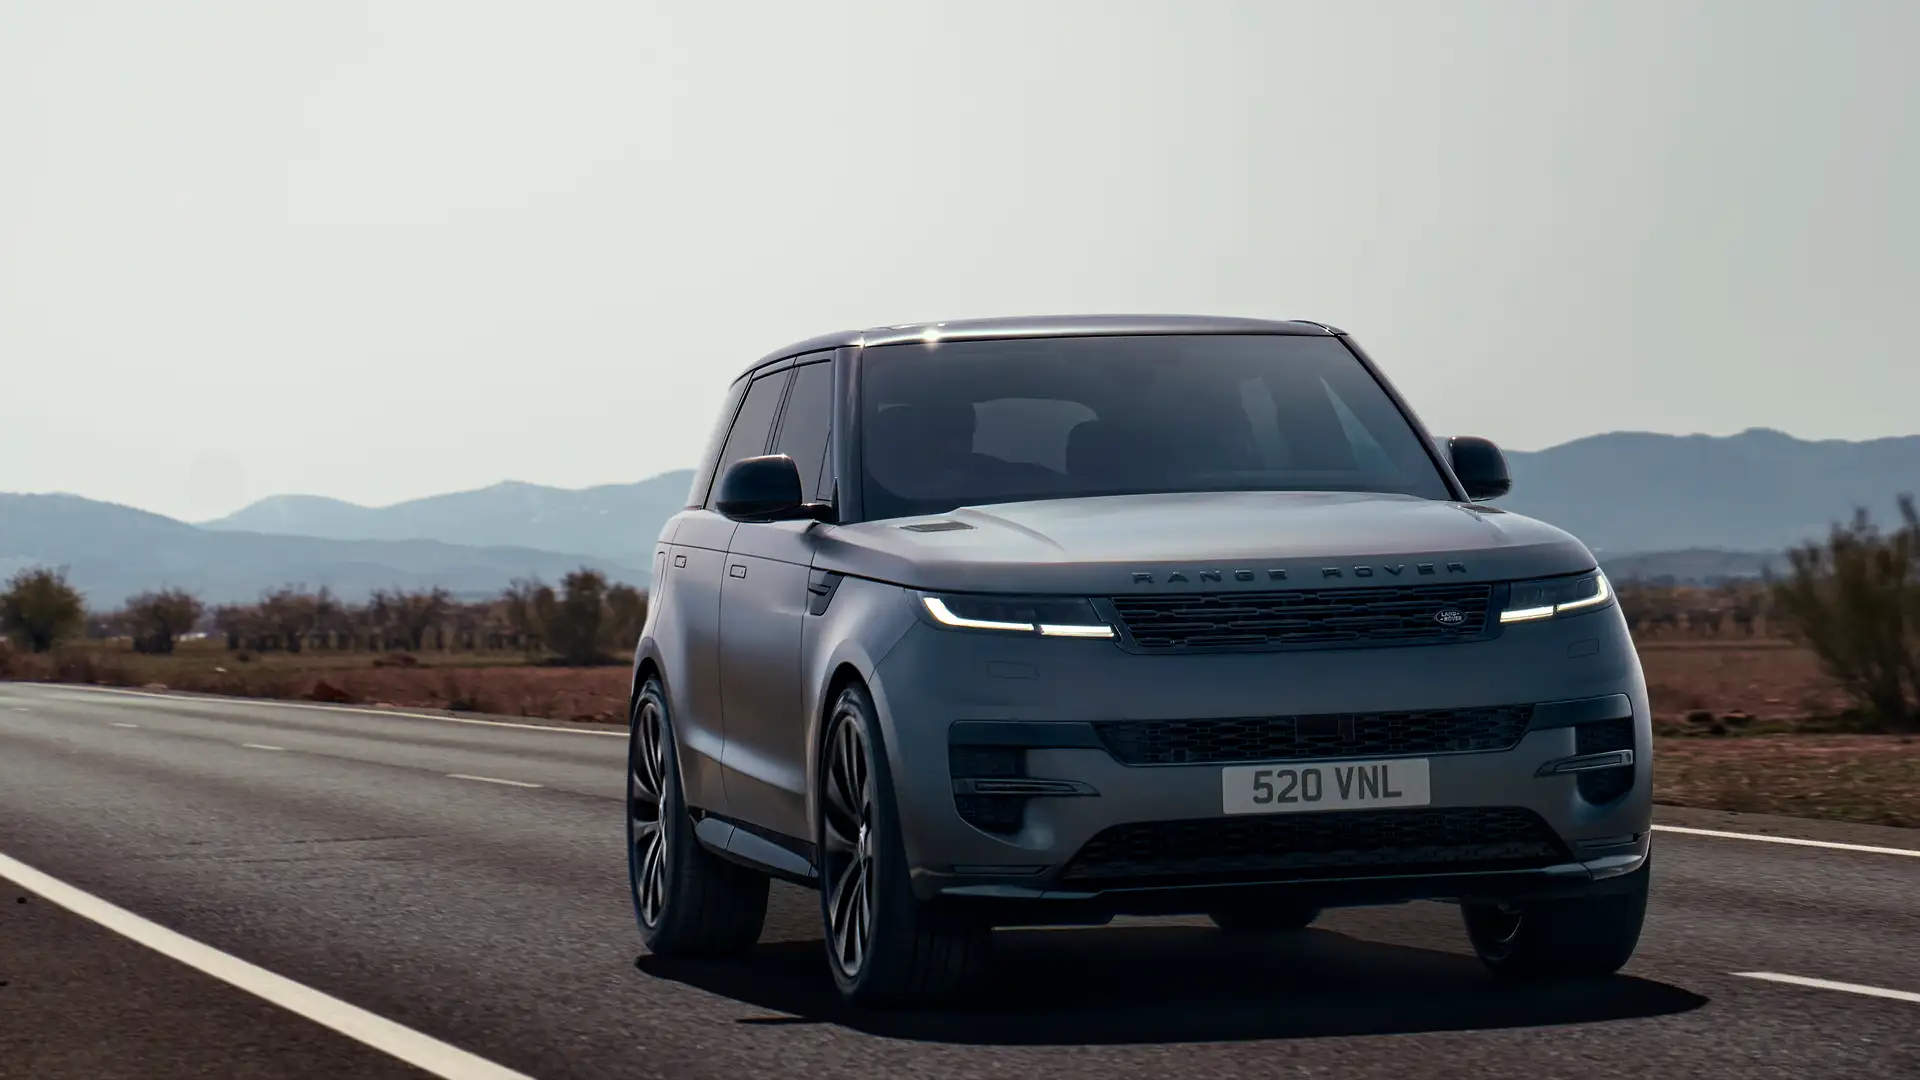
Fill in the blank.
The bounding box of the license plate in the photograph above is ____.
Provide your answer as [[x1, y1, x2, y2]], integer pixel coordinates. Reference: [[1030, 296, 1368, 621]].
[[1221, 758, 1431, 815]]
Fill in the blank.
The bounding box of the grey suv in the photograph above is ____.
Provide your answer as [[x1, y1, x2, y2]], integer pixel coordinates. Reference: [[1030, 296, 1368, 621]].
[[627, 315, 1651, 1006]]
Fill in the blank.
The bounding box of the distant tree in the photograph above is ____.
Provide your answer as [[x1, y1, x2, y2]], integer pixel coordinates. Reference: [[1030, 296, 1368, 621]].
[[259, 586, 322, 654], [501, 578, 552, 652], [606, 584, 648, 652], [213, 604, 251, 651], [123, 589, 205, 654], [1767, 496, 1920, 730], [0, 567, 86, 653], [383, 587, 452, 652], [546, 568, 609, 665]]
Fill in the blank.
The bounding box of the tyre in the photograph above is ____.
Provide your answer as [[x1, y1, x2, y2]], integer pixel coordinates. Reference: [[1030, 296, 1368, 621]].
[[1208, 900, 1321, 933], [817, 681, 991, 1006], [1461, 854, 1651, 978], [627, 675, 768, 957]]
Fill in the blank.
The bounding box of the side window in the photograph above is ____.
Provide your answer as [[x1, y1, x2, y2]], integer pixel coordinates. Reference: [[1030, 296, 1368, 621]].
[[772, 360, 834, 502], [704, 369, 790, 507], [686, 379, 750, 508]]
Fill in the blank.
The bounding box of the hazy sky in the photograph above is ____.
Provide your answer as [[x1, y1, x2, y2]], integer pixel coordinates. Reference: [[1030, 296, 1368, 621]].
[[4, 1, 1916, 522]]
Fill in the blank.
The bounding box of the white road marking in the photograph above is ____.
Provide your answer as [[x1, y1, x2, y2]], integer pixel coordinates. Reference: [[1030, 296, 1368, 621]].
[[29, 683, 624, 738], [446, 773, 543, 789], [110, 722, 141, 729], [1736, 971, 1920, 1004], [242, 743, 285, 751], [0, 850, 536, 1080], [1655, 824, 1920, 858], [13, 706, 31, 713]]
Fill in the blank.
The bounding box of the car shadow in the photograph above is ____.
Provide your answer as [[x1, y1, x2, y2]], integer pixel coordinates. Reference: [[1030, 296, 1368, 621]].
[[637, 924, 1708, 1045]]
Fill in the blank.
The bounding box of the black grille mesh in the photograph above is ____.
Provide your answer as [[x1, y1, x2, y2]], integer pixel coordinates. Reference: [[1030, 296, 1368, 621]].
[[949, 745, 1028, 835], [1575, 716, 1637, 804], [1109, 583, 1494, 651], [1575, 716, 1635, 755], [1094, 706, 1532, 766], [1062, 807, 1564, 885]]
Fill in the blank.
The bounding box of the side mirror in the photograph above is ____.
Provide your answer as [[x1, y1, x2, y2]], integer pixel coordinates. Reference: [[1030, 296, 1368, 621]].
[[714, 455, 830, 522], [1448, 436, 1511, 501]]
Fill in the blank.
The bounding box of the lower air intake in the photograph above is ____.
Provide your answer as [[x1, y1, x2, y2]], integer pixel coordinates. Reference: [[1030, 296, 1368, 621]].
[[1062, 807, 1565, 887]]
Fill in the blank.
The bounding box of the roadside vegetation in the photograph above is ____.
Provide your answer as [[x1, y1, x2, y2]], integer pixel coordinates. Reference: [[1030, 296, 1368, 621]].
[[6, 500, 1920, 825], [0, 568, 647, 721]]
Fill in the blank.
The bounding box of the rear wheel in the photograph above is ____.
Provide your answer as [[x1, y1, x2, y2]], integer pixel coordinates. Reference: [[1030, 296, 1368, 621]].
[[1208, 901, 1321, 933], [1462, 855, 1650, 978], [628, 676, 768, 957], [818, 682, 991, 1006]]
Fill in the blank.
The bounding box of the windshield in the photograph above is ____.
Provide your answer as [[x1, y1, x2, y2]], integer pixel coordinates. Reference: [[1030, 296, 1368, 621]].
[[857, 333, 1453, 520]]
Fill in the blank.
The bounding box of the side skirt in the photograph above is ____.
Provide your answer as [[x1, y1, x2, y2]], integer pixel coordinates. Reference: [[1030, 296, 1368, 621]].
[[690, 809, 821, 889]]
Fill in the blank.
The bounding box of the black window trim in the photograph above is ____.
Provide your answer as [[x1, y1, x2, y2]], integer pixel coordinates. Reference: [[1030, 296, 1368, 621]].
[[687, 377, 750, 510], [700, 364, 794, 510], [766, 352, 837, 508]]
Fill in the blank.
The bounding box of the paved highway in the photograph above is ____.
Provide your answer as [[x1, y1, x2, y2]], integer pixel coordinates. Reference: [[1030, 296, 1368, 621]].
[[2, 681, 1917, 1079]]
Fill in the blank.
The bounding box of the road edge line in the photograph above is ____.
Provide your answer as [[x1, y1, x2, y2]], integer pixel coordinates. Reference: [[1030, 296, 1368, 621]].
[[0, 850, 537, 1080], [1653, 823, 1920, 858], [16, 682, 625, 738], [1734, 971, 1920, 1004]]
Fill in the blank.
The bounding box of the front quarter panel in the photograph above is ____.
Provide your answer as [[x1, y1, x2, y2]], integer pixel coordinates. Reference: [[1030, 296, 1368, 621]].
[[800, 577, 920, 847]]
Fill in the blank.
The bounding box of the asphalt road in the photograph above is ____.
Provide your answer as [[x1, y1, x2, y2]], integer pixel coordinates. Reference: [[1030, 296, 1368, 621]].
[[2, 682, 1917, 1080]]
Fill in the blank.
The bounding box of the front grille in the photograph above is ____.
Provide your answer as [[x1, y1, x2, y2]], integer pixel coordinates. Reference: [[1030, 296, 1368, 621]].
[[1109, 583, 1495, 652], [1574, 716, 1637, 804], [1061, 807, 1565, 886], [1093, 706, 1532, 766]]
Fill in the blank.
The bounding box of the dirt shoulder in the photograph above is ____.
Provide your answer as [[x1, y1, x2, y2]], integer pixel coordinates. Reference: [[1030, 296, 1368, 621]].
[[1652, 734, 1918, 828]]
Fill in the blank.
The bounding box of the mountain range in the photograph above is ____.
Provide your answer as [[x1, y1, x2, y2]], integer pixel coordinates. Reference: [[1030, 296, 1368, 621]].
[[7, 428, 1918, 606], [0, 494, 647, 608], [200, 471, 695, 568]]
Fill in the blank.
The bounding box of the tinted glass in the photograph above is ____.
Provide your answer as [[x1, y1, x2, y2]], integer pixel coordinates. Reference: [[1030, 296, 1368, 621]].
[[686, 378, 750, 508], [772, 360, 834, 502], [706, 369, 789, 507], [857, 334, 1450, 520]]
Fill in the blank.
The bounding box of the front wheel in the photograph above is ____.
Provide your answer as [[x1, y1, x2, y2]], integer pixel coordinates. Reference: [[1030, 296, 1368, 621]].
[[1462, 855, 1651, 978], [817, 682, 991, 1006], [628, 676, 768, 957]]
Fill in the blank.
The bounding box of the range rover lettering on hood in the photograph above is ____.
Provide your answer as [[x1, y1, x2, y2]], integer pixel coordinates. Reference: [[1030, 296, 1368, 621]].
[[1130, 562, 1468, 585]]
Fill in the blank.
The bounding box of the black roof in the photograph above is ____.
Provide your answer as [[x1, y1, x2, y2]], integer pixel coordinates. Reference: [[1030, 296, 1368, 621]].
[[741, 314, 1342, 379]]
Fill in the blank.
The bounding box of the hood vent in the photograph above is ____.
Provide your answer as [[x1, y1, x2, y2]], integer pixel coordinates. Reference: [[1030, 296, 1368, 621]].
[[899, 520, 974, 533]]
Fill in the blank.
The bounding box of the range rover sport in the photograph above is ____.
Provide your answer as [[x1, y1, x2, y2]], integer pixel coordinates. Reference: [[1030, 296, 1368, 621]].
[[627, 315, 1651, 1006]]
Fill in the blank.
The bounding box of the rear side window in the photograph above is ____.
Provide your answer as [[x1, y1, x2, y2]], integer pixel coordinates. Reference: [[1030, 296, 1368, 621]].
[[772, 360, 835, 502], [704, 369, 790, 507]]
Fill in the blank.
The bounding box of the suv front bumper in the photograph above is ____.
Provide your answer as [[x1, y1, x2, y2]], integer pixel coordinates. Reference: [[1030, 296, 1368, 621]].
[[864, 599, 1652, 912]]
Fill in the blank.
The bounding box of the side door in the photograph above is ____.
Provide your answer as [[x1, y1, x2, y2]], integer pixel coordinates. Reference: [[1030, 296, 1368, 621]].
[[718, 354, 836, 840], [664, 365, 790, 814]]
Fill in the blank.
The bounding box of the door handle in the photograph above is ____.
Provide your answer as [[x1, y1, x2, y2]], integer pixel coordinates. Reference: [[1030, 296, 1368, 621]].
[[729, 563, 747, 579], [672, 554, 687, 568]]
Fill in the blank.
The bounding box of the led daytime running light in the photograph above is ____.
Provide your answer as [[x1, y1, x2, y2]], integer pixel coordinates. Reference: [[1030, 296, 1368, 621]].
[[1499, 572, 1613, 623], [920, 597, 1114, 638]]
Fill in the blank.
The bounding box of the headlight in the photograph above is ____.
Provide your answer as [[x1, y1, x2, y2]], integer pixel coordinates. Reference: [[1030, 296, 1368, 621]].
[[918, 594, 1114, 638], [1500, 569, 1613, 623]]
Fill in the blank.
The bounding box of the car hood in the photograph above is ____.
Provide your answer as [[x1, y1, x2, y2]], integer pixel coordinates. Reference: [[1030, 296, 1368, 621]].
[[815, 490, 1595, 595]]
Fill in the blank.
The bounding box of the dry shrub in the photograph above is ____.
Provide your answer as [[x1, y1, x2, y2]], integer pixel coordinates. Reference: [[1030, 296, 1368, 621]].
[[49, 650, 136, 687], [439, 671, 498, 714], [1768, 495, 1920, 731], [0, 641, 51, 680]]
